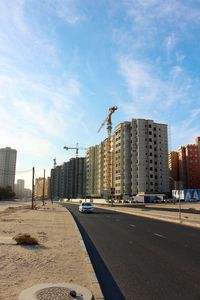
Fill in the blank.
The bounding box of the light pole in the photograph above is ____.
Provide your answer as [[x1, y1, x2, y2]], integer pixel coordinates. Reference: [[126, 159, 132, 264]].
[[178, 191, 182, 223]]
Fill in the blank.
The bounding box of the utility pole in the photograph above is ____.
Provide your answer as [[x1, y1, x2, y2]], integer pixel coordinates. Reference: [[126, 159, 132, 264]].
[[42, 169, 45, 206], [32, 167, 35, 209]]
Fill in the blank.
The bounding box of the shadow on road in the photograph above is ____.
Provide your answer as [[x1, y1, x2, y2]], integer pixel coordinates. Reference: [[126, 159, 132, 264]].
[[72, 213, 126, 300]]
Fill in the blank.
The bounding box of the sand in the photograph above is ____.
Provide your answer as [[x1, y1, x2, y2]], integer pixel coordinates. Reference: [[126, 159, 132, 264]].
[[0, 202, 94, 300]]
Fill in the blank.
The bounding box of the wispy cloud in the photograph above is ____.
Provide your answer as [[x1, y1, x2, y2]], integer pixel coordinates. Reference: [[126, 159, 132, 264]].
[[0, 60, 83, 151], [111, 0, 200, 149], [0, 1, 88, 161], [112, 0, 200, 60], [44, 0, 86, 25], [119, 57, 200, 146]]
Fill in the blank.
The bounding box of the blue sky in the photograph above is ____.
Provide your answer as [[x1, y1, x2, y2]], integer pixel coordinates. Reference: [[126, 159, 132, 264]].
[[1, 0, 200, 188]]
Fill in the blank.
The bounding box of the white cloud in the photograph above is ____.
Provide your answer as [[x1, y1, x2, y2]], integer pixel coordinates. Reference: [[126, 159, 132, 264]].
[[112, 0, 200, 58], [0, 58, 86, 187], [123, 0, 200, 26], [164, 32, 177, 62], [117, 55, 200, 132], [44, 0, 86, 25]]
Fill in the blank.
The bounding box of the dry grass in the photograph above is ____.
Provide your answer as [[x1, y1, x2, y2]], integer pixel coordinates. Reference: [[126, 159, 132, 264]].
[[13, 234, 39, 245]]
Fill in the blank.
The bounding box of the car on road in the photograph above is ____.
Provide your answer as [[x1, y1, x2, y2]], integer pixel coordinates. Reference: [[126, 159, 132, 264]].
[[79, 202, 94, 213]]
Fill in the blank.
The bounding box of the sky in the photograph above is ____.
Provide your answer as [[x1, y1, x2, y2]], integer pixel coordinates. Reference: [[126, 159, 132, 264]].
[[0, 0, 200, 188]]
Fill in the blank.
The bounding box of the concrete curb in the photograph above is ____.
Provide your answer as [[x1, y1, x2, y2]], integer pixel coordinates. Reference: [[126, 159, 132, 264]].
[[65, 208, 104, 300], [97, 206, 200, 229]]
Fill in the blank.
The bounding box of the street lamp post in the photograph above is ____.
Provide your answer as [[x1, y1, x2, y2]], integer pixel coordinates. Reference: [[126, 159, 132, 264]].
[[178, 191, 182, 223]]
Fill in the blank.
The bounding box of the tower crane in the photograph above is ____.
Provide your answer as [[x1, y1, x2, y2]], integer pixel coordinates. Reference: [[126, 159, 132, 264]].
[[53, 158, 57, 168], [63, 143, 87, 157], [97, 106, 118, 199], [97, 106, 118, 137]]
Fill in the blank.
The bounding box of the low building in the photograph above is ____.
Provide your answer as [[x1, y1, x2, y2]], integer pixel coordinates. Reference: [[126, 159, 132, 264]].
[[172, 189, 200, 201], [35, 177, 51, 199]]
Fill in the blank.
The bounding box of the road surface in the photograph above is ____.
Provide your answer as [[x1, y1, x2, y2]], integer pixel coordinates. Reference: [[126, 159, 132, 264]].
[[63, 204, 200, 300]]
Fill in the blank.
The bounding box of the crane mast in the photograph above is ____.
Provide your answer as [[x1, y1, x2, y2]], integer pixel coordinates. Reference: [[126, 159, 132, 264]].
[[97, 106, 117, 198], [53, 158, 57, 168]]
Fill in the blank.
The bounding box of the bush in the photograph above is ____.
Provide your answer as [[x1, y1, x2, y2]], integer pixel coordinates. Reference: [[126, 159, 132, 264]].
[[13, 234, 39, 245]]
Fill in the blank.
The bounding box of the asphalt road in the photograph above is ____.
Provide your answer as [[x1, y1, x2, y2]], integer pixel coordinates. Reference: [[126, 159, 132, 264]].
[[63, 204, 200, 300]]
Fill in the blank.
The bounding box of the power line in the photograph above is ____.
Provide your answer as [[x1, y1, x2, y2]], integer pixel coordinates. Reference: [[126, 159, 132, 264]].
[[0, 168, 32, 175]]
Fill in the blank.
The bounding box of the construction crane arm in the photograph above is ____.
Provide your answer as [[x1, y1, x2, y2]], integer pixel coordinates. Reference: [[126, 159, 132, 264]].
[[97, 117, 107, 133], [63, 146, 86, 150], [63, 145, 87, 157], [97, 106, 118, 134]]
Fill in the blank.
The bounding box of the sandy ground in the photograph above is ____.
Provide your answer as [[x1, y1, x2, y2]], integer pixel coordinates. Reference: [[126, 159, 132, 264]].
[[0, 202, 96, 300]]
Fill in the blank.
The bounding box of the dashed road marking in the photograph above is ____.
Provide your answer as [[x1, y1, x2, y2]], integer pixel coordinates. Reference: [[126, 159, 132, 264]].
[[153, 233, 165, 238], [130, 224, 136, 227]]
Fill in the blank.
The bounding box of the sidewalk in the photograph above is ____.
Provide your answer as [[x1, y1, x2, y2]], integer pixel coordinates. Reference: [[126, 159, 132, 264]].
[[0, 201, 103, 300], [98, 204, 200, 229]]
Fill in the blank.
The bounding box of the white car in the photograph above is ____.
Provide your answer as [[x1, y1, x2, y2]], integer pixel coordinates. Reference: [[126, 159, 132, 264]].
[[79, 202, 94, 213]]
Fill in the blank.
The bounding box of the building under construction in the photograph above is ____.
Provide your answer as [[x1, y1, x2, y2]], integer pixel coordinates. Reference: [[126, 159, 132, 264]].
[[86, 118, 170, 199], [51, 157, 86, 199]]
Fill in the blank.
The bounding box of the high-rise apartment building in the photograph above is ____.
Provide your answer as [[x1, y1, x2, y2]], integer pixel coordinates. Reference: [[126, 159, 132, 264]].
[[51, 157, 86, 199], [113, 119, 169, 198], [86, 137, 115, 198], [86, 119, 170, 199], [169, 137, 200, 190], [86, 144, 103, 197], [14, 179, 25, 198], [0, 147, 17, 190], [169, 151, 179, 189], [51, 165, 61, 199]]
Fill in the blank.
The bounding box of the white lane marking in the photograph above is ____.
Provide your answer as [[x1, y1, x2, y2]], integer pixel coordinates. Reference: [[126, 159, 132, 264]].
[[153, 233, 165, 238], [130, 224, 136, 227]]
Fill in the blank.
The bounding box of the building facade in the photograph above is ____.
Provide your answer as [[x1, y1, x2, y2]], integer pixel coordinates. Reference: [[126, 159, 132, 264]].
[[14, 179, 25, 198], [0, 147, 17, 190], [51, 157, 86, 199], [169, 151, 179, 189], [169, 137, 200, 190], [86, 144, 103, 197], [113, 119, 169, 198], [86, 119, 170, 199], [35, 177, 51, 199]]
